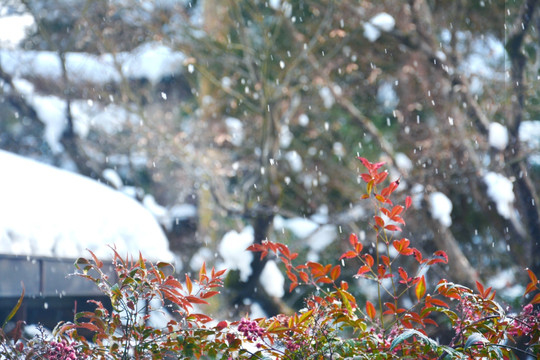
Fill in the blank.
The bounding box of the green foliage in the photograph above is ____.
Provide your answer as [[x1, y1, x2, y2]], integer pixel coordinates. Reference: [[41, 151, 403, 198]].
[[1, 159, 539, 359]]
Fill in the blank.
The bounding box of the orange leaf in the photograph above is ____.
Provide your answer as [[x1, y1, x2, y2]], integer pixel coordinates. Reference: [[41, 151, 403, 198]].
[[186, 274, 193, 294], [415, 275, 426, 301], [530, 292, 540, 304], [527, 268, 538, 284], [366, 301, 376, 320], [330, 265, 341, 281]]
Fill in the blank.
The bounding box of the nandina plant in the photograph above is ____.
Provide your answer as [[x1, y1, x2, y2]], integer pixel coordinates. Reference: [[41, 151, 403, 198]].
[[246, 157, 540, 359], [1, 157, 539, 359]]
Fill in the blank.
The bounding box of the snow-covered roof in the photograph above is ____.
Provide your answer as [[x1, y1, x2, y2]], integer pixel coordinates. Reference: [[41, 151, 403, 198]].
[[0, 150, 174, 262]]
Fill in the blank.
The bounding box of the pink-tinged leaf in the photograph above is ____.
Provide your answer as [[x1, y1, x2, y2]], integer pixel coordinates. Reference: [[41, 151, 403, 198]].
[[357, 157, 371, 169], [415, 275, 426, 301], [372, 161, 386, 172], [361, 173, 373, 183], [405, 196, 412, 209], [366, 301, 376, 320], [375, 171, 388, 185]]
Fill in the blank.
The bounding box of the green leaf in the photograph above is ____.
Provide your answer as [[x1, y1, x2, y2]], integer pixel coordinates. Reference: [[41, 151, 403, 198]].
[[389, 329, 438, 352], [2, 283, 25, 328], [464, 332, 488, 349]]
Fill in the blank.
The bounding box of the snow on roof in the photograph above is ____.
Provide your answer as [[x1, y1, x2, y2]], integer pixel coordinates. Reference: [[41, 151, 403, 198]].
[[0, 42, 185, 85], [0, 150, 174, 262]]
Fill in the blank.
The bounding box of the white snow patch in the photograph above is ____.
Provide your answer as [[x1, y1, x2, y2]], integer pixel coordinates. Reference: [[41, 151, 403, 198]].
[[298, 113, 309, 126], [319, 87, 335, 109], [429, 191, 453, 227], [370, 12, 395, 32], [0, 43, 184, 85], [363, 12, 395, 42], [484, 172, 515, 219], [143, 194, 169, 226], [520, 121, 540, 148], [395, 152, 413, 172], [0, 150, 173, 261], [0, 13, 35, 49], [260, 260, 284, 298], [218, 227, 254, 282], [285, 150, 303, 172], [102, 169, 123, 189], [488, 122, 508, 150], [225, 117, 244, 147], [280, 124, 293, 148]]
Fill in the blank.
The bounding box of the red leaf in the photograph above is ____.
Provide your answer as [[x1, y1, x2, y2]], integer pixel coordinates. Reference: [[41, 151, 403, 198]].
[[215, 320, 228, 330], [384, 224, 402, 232], [317, 276, 333, 284], [299, 271, 309, 283], [340, 251, 358, 260], [374, 215, 385, 228], [433, 250, 448, 264], [366, 301, 376, 319], [381, 255, 390, 267], [289, 282, 298, 292], [200, 291, 220, 299], [364, 254, 374, 267], [405, 196, 412, 209], [287, 271, 298, 283], [398, 267, 409, 283], [390, 205, 404, 218], [356, 265, 370, 276], [185, 295, 209, 305], [349, 233, 358, 246]]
